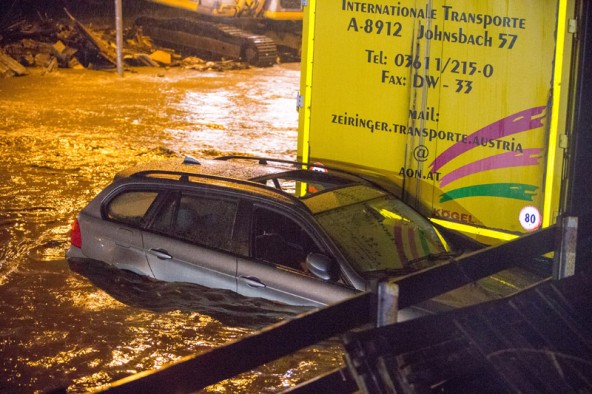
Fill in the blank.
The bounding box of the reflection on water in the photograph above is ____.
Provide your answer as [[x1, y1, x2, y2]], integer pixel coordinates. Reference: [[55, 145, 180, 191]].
[[68, 259, 307, 327], [0, 64, 344, 392]]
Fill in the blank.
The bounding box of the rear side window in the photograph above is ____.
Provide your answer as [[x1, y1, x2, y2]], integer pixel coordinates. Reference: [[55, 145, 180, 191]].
[[151, 192, 238, 252], [105, 191, 159, 227]]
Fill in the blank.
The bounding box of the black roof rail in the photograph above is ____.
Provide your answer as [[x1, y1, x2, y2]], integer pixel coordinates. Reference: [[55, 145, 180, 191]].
[[129, 169, 303, 205], [221, 155, 405, 198], [214, 155, 302, 167], [252, 168, 361, 187], [214, 155, 386, 189]]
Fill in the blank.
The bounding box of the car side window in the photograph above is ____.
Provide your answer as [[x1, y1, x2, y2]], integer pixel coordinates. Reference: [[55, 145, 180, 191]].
[[151, 192, 238, 252], [251, 207, 321, 273], [105, 191, 159, 227]]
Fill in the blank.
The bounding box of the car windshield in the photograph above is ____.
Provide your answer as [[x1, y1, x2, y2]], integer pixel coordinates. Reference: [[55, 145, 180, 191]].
[[310, 185, 449, 274]]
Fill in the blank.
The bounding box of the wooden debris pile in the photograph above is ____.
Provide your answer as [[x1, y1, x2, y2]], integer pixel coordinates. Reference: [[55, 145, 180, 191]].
[[0, 9, 249, 77]]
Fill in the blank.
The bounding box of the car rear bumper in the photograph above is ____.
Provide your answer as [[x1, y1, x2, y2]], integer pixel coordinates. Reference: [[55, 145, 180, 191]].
[[66, 245, 86, 259]]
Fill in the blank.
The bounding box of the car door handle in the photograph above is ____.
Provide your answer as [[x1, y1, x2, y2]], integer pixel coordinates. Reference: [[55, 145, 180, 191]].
[[240, 276, 266, 288], [149, 248, 173, 260]]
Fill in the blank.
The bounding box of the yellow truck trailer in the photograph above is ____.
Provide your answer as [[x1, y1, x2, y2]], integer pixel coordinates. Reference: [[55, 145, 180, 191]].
[[297, 0, 582, 244]]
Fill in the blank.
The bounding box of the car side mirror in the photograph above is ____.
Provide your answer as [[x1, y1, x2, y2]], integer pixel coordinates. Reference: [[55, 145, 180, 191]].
[[306, 253, 336, 281]]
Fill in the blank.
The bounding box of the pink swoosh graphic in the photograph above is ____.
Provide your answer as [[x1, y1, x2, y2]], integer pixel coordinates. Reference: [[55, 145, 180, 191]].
[[430, 106, 546, 172], [438, 148, 543, 187]]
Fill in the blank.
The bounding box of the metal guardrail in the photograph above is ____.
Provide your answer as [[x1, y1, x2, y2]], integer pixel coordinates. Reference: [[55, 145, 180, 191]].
[[98, 214, 590, 393], [101, 292, 373, 393]]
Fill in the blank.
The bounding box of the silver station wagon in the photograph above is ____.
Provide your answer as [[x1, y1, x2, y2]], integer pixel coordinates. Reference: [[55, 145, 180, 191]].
[[67, 156, 464, 310]]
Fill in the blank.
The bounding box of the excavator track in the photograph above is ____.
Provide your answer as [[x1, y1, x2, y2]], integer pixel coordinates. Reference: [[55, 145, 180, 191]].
[[135, 16, 278, 67]]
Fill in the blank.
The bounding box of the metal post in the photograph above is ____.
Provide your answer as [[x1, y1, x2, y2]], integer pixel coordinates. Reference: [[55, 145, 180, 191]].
[[553, 215, 578, 280], [115, 0, 124, 76], [376, 278, 399, 327]]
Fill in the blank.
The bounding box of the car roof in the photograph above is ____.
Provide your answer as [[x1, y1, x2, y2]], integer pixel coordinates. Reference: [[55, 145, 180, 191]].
[[115, 156, 287, 181], [113, 155, 390, 212]]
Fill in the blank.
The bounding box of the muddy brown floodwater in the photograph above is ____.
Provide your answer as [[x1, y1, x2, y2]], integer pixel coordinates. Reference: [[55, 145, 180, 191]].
[[0, 64, 345, 393]]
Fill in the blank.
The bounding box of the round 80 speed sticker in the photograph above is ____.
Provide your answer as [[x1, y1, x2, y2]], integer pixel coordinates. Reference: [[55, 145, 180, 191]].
[[519, 206, 542, 231]]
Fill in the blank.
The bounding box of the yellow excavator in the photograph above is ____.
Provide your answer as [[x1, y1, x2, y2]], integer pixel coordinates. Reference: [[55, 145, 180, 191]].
[[136, 0, 303, 67]]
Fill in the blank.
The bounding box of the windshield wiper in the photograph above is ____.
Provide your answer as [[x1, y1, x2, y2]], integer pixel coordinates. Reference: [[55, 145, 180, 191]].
[[366, 250, 463, 277], [366, 267, 417, 276], [405, 250, 463, 269], [363, 203, 385, 222]]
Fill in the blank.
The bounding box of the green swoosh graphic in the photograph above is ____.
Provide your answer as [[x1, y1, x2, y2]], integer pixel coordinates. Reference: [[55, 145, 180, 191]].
[[439, 183, 538, 203]]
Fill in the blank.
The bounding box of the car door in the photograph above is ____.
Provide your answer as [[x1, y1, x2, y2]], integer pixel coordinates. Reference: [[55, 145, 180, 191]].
[[236, 204, 357, 307], [142, 189, 239, 292]]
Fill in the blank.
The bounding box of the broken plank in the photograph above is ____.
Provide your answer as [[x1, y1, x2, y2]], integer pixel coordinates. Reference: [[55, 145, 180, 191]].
[[63, 8, 118, 66], [0, 49, 29, 77]]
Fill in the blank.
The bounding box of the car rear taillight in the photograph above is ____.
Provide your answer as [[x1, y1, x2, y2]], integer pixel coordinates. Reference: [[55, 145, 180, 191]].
[[70, 218, 82, 248]]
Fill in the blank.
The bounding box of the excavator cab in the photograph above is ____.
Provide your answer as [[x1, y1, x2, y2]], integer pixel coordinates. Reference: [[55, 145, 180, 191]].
[[260, 0, 303, 21]]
